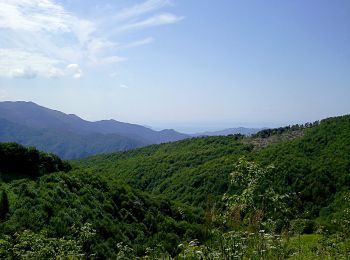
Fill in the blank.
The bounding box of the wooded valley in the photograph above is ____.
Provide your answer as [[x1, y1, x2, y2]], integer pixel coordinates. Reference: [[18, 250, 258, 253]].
[[0, 115, 349, 259]]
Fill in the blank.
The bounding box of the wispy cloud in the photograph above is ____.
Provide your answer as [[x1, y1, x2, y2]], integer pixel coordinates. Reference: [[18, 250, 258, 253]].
[[117, 37, 155, 50], [0, 0, 75, 32], [0, 0, 182, 79], [10, 68, 37, 79], [0, 48, 63, 78], [66, 64, 83, 79], [0, 0, 94, 78], [118, 13, 184, 32], [120, 84, 129, 89], [114, 0, 171, 21]]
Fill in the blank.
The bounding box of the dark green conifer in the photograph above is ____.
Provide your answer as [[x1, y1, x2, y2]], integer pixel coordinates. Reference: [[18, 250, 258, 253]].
[[0, 190, 9, 221]]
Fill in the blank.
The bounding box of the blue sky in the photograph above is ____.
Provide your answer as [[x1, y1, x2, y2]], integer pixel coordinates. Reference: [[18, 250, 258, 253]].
[[0, 0, 349, 133]]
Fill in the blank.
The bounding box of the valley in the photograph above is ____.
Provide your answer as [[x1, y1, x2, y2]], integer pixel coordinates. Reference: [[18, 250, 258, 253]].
[[0, 114, 349, 258]]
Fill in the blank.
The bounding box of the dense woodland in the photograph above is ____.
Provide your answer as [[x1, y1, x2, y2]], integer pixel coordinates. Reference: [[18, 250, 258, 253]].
[[0, 115, 349, 258]]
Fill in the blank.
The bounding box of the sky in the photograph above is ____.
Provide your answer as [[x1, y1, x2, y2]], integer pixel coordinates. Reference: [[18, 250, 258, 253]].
[[0, 0, 349, 133]]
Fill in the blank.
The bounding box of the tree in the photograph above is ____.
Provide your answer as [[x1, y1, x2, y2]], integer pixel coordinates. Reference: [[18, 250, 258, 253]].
[[223, 158, 292, 231], [0, 190, 9, 221]]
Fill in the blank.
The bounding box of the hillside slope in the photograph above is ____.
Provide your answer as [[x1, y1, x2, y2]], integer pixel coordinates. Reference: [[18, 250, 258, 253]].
[[77, 135, 253, 205], [77, 115, 350, 220], [0, 144, 204, 258], [1, 114, 349, 258], [0, 142, 71, 180]]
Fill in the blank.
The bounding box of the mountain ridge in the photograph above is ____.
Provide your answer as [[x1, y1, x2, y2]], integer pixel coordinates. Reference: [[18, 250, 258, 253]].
[[0, 101, 189, 158], [0, 101, 264, 159], [192, 127, 265, 137], [0, 101, 189, 141], [1, 114, 349, 258]]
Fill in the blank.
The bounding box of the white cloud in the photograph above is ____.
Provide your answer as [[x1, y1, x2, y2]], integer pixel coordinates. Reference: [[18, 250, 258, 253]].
[[93, 56, 127, 66], [0, 48, 63, 78], [0, 0, 71, 32], [118, 13, 183, 32], [48, 68, 64, 78], [115, 0, 171, 21], [0, 0, 183, 79], [118, 37, 155, 49], [120, 84, 129, 89], [10, 68, 37, 79], [0, 0, 92, 78], [66, 64, 82, 79], [86, 39, 116, 54]]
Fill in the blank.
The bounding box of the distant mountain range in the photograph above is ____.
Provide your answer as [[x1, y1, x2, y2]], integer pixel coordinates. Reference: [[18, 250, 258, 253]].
[[0, 101, 263, 159], [0, 101, 189, 158], [192, 127, 264, 137]]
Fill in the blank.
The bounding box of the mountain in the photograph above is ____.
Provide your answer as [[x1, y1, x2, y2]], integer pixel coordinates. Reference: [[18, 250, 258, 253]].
[[0, 101, 189, 158], [77, 114, 350, 214], [0, 143, 203, 258], [192, 127, 264, 137], [0, 118, 147, 159], [1, 114, 349, 258], [92, 119, 189, 144]]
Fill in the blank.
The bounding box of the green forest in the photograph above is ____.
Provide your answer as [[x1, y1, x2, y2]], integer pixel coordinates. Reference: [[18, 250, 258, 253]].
[[0, 115, 350, 259]]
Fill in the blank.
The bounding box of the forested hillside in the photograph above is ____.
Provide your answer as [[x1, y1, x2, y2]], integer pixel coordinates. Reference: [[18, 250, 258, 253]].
[[77, 135, 253, 205], [77, 115, 350, 218], [1, 115, 349, 258], [0, 145, 204, 258], [0, 143, 71, 180]]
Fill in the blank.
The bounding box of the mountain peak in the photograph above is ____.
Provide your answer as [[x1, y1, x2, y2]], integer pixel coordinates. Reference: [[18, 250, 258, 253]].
[[0, 101, 190, 158]]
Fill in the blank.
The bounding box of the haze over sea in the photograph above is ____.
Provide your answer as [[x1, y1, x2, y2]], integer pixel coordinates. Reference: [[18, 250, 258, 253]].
[[0, 0, 349, 132]]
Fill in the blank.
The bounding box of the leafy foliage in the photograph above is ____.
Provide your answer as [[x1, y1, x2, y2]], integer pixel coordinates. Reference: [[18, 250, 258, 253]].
[[0, 190, 9, 221], [0, 142, 71, 180], [0, 169, 204, 258], [0, 223, 95, 259], [252, 115, 350, 219], [1, 114, 350, 258], [77, 115, 350, 222], [176, 157, 350, 259], [253, 121, 319, 138], [77, 135, 253, 206]]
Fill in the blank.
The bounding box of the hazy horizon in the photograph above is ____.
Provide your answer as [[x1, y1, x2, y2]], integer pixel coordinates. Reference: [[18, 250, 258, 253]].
[[0, 0, 349, 132], [1, 99, 344, 134]]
